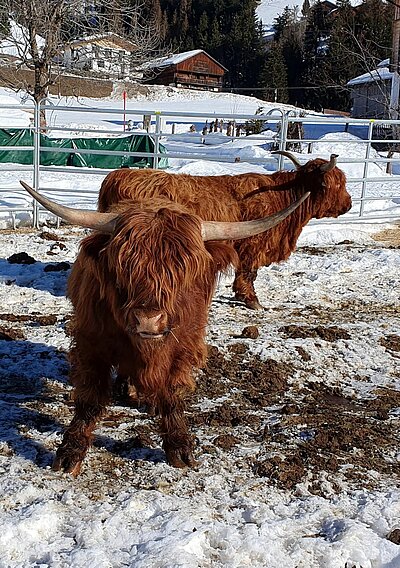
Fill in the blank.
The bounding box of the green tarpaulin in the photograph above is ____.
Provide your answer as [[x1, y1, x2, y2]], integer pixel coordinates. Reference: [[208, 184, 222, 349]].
[[0, 129, 168, 169]]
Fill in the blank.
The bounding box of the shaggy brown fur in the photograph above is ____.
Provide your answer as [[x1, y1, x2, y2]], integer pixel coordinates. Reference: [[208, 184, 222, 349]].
[[52, 198, 238, 475], [98, 160, 351, 309]]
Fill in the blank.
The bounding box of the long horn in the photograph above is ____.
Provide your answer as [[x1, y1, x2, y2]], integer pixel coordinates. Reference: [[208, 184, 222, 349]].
[[319, 154, 338, 173], [20, 181, 117, 233], [272, 150, 302, 169], [201, 192, 310, 241]]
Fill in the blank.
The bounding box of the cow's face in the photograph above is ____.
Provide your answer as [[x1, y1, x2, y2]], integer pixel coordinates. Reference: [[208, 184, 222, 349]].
[[319, 167, 352, 218], [302, 161, 352, 219], [106, 203, 213, 338]]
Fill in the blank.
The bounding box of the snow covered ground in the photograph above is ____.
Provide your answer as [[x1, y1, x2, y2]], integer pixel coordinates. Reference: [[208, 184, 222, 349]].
[[0, 85, 399, 567]]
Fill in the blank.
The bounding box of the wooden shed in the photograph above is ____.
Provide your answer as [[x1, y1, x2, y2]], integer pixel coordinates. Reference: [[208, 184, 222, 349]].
[[144, 49, 227, 91], [347, 60, 392, 119]]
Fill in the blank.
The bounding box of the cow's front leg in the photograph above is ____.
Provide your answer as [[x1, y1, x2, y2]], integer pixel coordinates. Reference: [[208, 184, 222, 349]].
[[232, 266, 263, 310], [157, 388, 196, 468], [53, 353, 112, 476]]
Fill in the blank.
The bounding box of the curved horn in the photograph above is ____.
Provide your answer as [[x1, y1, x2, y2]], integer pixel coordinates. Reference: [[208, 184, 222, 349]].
[[319, 153, 338, 173], [20, 181, 117, 233], [201, 192, 310, 241], [272, 150, 302, 169]]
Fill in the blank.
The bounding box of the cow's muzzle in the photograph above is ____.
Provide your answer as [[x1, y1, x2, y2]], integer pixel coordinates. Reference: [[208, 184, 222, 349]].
[[128, 311, 169, 340]]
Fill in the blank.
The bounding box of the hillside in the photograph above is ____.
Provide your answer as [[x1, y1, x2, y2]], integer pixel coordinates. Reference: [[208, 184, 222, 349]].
[[256, 0, 302, 26], [256, 0, 363, 27]]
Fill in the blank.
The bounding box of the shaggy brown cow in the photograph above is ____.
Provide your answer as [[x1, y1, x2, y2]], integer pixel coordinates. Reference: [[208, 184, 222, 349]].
[[20, 181, 308, 475], [97, 151, 352, 309]]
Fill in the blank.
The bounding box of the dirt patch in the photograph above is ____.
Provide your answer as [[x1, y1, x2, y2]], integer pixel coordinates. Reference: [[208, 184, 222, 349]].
[[380, 334, 400, 353], [279, 324, 351, 341], [254, 454, 306, 490], [254, 382, 400, 492], [7, 252, 36, 264], [387, 528, 400, 545], [0, 313, 58, 326], [298, 246, 330, 256], [239, 326, 260, 339], [295, 346, 311, 361], [44, 262, 71, 272], [195, 344, 292, 408], [0, 324, 25, 341], [372, 226, 400, 248], [0, 373, 42, 395], [190, 346, 400, 492], [213, 434, 240, 449], [39, 231, 65, 242]]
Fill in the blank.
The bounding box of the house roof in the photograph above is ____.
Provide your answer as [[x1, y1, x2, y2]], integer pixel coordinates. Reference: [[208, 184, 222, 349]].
[[67, 33, 137, 52], [347, 60, 392, 86], [144, 49, 228, 72], [0, 19, 45, 60]]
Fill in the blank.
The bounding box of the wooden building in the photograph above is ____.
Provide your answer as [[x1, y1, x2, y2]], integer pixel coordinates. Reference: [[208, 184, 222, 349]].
[[144, 49, 227, 91], [63, 33, 138, 80], [347, 60, 392, 119]]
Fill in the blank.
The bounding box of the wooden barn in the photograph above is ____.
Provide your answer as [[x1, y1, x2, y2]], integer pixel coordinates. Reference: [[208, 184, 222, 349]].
[[144, 49, 227, 91]]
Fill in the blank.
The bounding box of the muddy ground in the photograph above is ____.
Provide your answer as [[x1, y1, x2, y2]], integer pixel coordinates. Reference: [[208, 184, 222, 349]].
[[0, 228, 399, 501]]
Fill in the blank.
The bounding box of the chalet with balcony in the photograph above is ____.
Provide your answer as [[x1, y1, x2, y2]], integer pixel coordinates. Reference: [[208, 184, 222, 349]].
[[144, 49, 227, 92]]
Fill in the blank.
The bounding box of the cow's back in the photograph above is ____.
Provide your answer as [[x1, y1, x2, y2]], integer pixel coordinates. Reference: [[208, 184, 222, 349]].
[[98, 168, 245, 222]]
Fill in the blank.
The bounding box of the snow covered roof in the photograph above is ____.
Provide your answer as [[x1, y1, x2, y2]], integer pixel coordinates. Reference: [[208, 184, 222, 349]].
[[347, 61, 392, 86], [67, 33, 137, 52], [0, 20, 45, 60], [144, 49, 227, 71]]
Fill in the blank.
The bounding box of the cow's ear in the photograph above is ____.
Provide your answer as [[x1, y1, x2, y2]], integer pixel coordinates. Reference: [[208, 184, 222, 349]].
[[80, 233, 110, 260], [206, 242, 239, 271]]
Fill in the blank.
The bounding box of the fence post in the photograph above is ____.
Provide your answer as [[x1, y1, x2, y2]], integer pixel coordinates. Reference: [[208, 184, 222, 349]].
[[32, 99, 41, 228], [154, 111, 161, 169], [359, 120, 374, 217], [275, 111, 290, 169]]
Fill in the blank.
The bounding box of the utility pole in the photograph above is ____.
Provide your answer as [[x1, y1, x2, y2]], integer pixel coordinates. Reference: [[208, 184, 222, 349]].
[[389, 3, 400, 119]]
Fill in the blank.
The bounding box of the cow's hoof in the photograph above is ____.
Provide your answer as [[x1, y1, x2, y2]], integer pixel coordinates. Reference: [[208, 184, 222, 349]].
[[234, 294, 264, 310], [245, 299, 264, 310], [52, 446, 87, 477], [165, 446, 197, 468]]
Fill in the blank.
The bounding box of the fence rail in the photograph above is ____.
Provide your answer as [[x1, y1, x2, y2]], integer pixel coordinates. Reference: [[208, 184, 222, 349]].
[[1, 98, 400, 228]]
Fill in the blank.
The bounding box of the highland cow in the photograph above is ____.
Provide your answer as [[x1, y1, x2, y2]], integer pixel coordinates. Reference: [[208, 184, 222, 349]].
[[20, 180, 308, 475], [98, 152, 351, 309]]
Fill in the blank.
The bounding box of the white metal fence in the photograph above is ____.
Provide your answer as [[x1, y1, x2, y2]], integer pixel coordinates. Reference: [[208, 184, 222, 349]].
[[1, 98, 400, 228]]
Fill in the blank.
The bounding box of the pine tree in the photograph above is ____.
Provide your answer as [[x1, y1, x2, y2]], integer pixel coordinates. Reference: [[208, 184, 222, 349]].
[[301, 1, 333, 110], [260, 41, 289, 103], [0, 7, 9, 39], [273, 7, 305, 106], [355, 0, 392, 68], [195, 11, 209, 48]]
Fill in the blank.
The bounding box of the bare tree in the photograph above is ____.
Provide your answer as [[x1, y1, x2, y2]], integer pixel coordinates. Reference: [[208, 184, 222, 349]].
[[0, 0, 167, 108]]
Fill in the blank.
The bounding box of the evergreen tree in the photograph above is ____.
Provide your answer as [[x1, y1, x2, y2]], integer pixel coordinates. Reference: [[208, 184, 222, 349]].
[[273, 7, 305, 106], [260, 41, 289, 103], [301, 0, 311, 19], [208, 17, 221, 51], [355, 0, 392, 68], [321, 0, 358, 110], [0, 7, 10, 39], [195, 11, 209, 48], [301, 1, 333, 110]]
